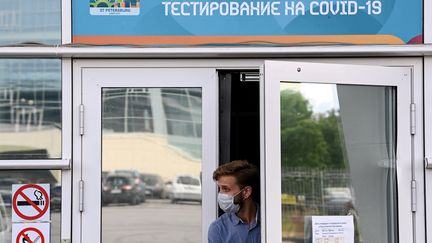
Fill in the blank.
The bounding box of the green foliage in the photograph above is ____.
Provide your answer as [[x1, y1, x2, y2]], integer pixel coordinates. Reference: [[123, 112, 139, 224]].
[[281, 119, 329, 169], [318, 110, 346, 169], [280, 90, 346, 170], [280, 90, 313, 127]]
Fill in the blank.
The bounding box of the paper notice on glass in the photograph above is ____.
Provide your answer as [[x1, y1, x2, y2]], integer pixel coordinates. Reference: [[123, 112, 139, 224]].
[[312, 215, 354, 243]]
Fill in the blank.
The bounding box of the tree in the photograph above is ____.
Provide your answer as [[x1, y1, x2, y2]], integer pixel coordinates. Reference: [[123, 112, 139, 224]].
[[280, 90, 330, 169], [281, 119, 330, 169], [280, 90, 347, 169], [280, 89, 312, 128], [318, 110, 346, 169]]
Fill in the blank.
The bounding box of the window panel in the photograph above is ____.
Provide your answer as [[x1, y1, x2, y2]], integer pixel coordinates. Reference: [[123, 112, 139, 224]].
[[0, 59, 61, 159], [0, 0, 61, 44], [280, 83, 397, 243], [102, 87, 202, 243]]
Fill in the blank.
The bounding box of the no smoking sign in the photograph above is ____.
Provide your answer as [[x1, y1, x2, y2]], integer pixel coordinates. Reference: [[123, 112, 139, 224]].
[[12, 184, 50, 222], [12, 223, 49, 243]]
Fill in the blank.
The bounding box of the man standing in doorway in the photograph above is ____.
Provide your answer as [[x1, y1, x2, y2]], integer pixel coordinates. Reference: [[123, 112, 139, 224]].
[[208, 160, 260, 243]]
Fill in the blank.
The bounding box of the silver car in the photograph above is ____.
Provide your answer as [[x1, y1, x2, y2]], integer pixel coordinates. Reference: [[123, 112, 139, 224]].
[[165, 174, 201, 203]]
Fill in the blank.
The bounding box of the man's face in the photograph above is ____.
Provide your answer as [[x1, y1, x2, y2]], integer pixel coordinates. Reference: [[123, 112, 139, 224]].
[[217, 175, 241, 197]]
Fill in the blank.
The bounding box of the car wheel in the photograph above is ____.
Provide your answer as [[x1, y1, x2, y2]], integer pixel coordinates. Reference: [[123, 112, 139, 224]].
[[130, 195, 140, 205]]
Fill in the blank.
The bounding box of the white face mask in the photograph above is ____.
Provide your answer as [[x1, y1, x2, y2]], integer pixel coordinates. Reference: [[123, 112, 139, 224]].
[[217, 189, 243, 213]]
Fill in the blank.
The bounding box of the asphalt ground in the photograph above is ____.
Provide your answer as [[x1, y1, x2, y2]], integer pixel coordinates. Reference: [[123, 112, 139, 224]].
[[102, 199, 201, 243]]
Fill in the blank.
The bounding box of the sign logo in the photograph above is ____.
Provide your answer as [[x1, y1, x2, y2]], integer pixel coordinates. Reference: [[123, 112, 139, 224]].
[[12, 184, 50, 222], [12, 223, 50, 243], [90, 0, 140, 15], [16, 227, 45, 243]]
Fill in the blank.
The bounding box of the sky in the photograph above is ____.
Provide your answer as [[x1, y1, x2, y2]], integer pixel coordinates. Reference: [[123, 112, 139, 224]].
[[281, 82, 340, 114], [300, 83, 340, 114]]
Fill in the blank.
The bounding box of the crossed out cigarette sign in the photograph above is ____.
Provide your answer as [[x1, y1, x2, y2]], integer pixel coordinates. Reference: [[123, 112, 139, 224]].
[[12, 184, 50, 222], [11, 184, 51, 243]]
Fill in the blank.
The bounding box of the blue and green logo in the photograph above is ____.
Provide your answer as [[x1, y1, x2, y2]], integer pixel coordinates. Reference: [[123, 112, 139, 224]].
[[90, 0, 140, 8]]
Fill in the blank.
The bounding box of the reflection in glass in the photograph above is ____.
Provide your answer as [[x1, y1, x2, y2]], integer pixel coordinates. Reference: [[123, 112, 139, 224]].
[[0, 0, 61, 44], [280, 83, 397, 243], [102, 88, 202, 243], [0, 170, 61, 242], [0, 59, 62, 159]]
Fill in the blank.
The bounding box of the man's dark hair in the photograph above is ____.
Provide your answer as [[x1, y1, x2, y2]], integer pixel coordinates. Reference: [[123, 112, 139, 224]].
[[213, 160, 259, 198]]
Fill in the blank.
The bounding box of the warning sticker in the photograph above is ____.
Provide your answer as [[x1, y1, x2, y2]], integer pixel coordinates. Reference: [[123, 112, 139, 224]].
[[12, 222, 49, 243], [12, 184, 50, 222]]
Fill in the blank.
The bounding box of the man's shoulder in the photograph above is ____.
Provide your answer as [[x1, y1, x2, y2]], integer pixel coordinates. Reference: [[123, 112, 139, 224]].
[[208, 213, 233, 242], [209, 213, 232, 230]]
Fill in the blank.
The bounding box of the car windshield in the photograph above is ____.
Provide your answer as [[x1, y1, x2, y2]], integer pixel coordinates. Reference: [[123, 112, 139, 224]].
[[324, 187, 351, 199], [177, 176, 200, 186], [107, 176, 130, 186], [142, 174, 160, 185]]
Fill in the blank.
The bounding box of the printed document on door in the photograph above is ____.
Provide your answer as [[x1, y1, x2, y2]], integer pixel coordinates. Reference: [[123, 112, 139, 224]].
[[312, 215, 354, 243]]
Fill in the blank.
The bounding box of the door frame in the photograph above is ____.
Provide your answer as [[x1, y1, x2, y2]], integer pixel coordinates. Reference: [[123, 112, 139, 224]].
[[424, 56, 432, 243], [262, 60, 414, 243], [72, 63, 219, 243], [71, 58, 423, 243]]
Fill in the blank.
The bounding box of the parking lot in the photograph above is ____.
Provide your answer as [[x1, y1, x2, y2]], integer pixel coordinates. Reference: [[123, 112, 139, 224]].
[[102, 199, 201, 243], [3, 199, 200, 243]]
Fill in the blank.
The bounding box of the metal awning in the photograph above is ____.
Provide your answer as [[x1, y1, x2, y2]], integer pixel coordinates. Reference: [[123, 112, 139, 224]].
[[0, 44, 432, 58]]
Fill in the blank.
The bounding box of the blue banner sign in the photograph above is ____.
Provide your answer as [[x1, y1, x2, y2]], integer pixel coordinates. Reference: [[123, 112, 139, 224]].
[[73, 0, 422, 45]]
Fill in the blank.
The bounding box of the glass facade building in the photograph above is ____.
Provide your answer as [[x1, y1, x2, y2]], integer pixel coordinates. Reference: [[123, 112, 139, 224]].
[[0, 0, 61, 44]]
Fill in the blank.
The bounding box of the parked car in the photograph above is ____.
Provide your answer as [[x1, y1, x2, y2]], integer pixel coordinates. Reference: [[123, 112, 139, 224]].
[[51, 184, 62, 212], [0, 190, 11, 216], [102, 174, 144, 205], [0, 193, 11, 243], [165, 174, 201, 203], [140, 173, 164, 198], [113, 170, 141, 179], [323, 187, 352, 215], [113, 170, 146, 202], [102, 171, 109, 184], [0, 178, 29, 215]]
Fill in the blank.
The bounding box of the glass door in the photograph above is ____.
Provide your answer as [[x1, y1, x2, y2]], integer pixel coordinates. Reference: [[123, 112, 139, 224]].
[[262, 61, 413, 243], [79, 67, 217, 243]]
